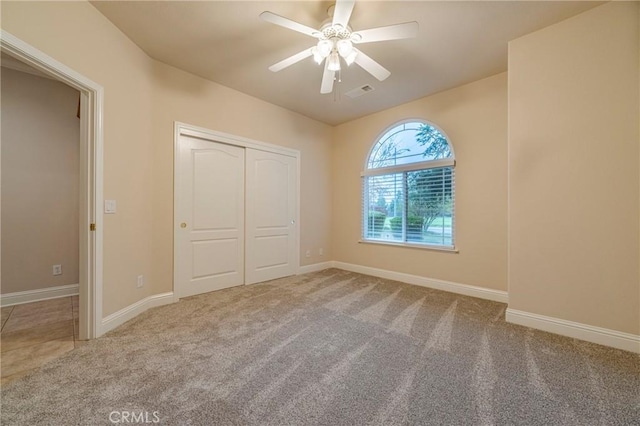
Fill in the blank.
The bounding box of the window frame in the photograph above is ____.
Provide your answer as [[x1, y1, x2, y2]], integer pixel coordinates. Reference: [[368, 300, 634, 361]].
[[361, 119, 457, 252]]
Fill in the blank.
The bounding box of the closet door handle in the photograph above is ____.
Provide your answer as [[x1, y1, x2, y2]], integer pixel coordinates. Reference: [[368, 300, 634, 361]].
[[291, 219, 295, 225], [180, 222, 187, 228]]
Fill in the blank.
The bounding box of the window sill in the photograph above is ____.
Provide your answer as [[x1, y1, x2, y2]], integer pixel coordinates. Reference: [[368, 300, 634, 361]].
[[358, 239, 459, 253]]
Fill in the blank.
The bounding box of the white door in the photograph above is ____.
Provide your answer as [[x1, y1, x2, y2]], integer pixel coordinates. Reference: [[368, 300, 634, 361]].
[[245, 149, 298, 284], [176, 136, 245, 298]]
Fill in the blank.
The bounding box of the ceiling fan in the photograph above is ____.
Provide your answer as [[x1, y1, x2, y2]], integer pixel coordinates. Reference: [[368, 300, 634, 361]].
[[260, 0, 418, 94]]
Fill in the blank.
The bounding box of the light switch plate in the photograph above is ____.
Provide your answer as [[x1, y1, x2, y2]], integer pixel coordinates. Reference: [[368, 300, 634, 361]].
[[104, 199, 117, 214]]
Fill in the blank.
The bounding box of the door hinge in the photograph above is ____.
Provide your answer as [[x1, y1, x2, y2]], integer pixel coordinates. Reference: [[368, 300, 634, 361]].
[[90, 223, 96, 231]]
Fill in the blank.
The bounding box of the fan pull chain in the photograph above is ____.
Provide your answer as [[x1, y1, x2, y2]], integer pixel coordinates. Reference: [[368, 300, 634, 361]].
[[333, 69, 342, 102]]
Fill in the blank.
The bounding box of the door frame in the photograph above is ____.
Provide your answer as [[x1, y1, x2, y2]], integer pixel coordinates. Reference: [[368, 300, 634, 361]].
[[173, 122, 300, 301], [1, 30, 104, 339]]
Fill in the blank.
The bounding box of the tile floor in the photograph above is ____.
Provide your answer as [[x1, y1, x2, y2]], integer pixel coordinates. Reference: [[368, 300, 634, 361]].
[[1, 296, 81, 386]]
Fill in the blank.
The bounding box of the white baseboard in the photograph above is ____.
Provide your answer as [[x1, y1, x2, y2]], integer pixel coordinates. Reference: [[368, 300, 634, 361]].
[[1, 284, 79, 307], [298, 261, 333, 275], [100, 292, 174, 336], [332, 261, 508, 303], [506, 308, 640, 353]]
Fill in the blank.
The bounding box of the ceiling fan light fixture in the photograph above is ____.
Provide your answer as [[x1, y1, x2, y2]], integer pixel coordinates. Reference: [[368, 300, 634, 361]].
[[327, 52, 341, 71], [311, 47, 323, 64], [336, 39, 353, 57], [317, 39, 333, 58]]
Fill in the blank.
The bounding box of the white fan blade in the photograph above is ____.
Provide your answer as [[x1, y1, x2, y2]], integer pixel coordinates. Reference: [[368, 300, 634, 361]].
[[260, 11, 319, 38], [352, 22, 418, 44], [269, 48, 314, 72], [320, 60, 335, 94], [353, 48, 391, 81], [332, 0, 355, 29]]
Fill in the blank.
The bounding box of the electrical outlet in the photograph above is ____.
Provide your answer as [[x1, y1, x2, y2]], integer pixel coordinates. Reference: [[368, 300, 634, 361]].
[[305, 250, 311, 258], [319, 248, 324, 256], [137, 275, 144, 288], [53, 264, 62, 276]]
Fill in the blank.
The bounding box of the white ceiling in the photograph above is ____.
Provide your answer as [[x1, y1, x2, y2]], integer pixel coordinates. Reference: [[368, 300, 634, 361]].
[[91, 1, 601, 125]]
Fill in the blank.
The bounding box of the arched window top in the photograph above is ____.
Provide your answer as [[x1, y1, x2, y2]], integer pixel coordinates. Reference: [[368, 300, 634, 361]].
[[367, 121, 453, 170]]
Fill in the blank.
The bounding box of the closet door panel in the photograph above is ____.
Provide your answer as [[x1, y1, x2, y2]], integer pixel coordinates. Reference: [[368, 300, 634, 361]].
[[245, 149, 297, 284], [176, 136, 245, 297]]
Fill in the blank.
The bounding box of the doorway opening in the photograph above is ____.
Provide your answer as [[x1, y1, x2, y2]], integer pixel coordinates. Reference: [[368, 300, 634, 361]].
[[1, 30, 103, 341]]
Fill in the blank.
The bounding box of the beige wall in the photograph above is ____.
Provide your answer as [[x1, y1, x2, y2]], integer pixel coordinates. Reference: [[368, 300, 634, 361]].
[[508, 2, 639, 334], [1, 1, 332, 316], [1, 67, 80, 294], [332, 73, 508, 291]]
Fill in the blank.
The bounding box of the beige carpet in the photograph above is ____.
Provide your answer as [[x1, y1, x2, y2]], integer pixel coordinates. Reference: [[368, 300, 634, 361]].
[[1, 269, 638, 425]]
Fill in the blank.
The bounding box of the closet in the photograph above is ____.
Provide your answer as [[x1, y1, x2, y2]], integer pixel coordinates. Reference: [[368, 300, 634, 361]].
[[175, 129, 298, 298]]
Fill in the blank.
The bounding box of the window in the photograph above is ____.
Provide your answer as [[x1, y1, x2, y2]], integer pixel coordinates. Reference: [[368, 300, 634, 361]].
[[362, 121, 455, 249]]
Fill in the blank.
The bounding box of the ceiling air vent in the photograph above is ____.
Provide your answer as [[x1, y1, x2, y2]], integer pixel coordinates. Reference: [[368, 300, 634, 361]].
[[345, 84, 375, 99]]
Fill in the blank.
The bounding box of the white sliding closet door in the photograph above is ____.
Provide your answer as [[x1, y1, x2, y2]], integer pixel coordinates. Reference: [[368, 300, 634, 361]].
[[245, 149, 298, 285], [176, 136, 245, 298]]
